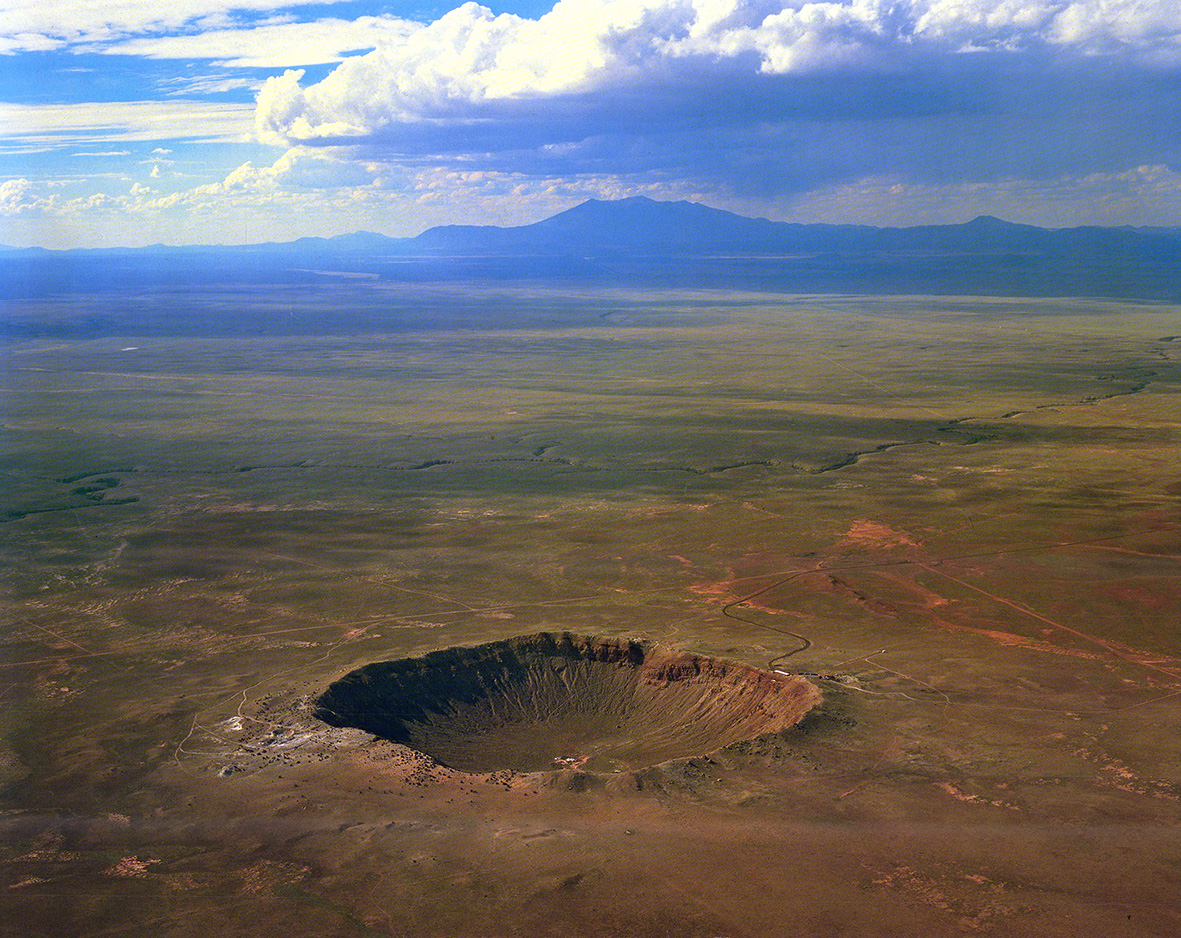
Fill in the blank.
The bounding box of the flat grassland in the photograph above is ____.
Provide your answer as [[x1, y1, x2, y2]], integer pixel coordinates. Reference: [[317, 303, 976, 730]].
[[2, 287, 1180, 936]]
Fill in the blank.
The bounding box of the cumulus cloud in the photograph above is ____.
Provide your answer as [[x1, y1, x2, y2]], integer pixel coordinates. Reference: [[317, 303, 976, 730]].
[[237, 0, 1181, 220], [6, 1, 1181, 239], [0, 178, 41, 214], [224, 147, 380, 191], [121, 147, 384, 216], [916, 1, 1181, 56], [254, 0, 1181, 147], [1, 148, 386, 229]]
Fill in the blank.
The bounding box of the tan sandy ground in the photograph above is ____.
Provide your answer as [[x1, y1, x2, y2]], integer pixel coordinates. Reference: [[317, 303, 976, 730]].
[[2, 293, 1179, 936]]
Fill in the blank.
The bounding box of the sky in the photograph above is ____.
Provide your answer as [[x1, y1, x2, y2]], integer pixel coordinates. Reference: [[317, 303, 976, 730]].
[[1, 0, 1180, 248]]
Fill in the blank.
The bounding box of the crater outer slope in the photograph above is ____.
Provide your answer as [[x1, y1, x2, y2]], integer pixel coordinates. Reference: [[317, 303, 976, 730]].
[[314, 632, 821, 774]]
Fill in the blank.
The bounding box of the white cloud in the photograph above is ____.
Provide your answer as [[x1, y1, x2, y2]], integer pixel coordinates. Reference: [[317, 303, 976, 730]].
[[96, 16, 418, 68], [0, 145, 713, 246], [108, 147, 384, 218], [0, 100, 255, 150], [8, 153, 1181, 246], [1, 148, 384, 225], [0, 177, 42, 214], [670, 0, 901, 72], [161, 75, 264, 96], [915, 1, 1181, 55], [402, 163, 709, 227], [5, 1, 1179, 70], [776, 164, 1181, 227], [227, 147, 380, 190], [252, 1, 679, 144], [254, 1, 1181, 146], [0, 0, 358, 51], [0, 29, 64, 53], [5, 1, 1181, 243]]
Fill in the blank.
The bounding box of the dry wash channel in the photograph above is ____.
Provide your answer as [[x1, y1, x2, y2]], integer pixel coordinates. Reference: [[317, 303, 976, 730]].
[[315, 632, 821, 774]]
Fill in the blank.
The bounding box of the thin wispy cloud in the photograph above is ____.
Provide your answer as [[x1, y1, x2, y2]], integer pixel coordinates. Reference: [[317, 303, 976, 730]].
[[0, 0, 359, 51], [97, 16, 417, 68], [0, 101, 256, 148], [160, 75, 264, 97]]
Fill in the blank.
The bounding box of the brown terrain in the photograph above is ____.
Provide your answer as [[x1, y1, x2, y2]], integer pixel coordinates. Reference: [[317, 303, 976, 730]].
[[1, 290, 1179, 937]]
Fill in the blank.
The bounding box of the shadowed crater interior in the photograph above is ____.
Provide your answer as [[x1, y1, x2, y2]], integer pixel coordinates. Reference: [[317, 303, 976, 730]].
[[314, 632, 821, 773]]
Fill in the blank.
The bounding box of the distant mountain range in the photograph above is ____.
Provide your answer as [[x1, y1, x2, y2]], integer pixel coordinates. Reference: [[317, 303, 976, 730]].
[[406, 197, 1181, 260], [3, 197, 1180, 301]]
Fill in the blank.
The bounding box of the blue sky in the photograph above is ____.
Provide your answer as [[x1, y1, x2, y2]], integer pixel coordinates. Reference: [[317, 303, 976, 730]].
[[1, 1, 1180, 248]]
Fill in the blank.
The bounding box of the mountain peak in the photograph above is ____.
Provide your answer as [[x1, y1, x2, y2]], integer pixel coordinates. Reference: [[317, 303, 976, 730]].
[[965, 214, 1013, 227], [7, 197, 1180, 301]]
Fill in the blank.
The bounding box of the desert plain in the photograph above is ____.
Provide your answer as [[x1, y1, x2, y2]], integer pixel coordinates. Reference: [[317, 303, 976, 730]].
[[2, 285, 1180, 936]]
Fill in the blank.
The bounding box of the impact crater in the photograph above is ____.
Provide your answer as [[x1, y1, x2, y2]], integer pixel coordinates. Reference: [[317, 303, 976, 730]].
[[315, 632, 821, 774]]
